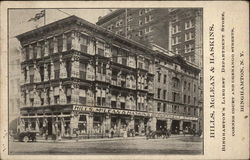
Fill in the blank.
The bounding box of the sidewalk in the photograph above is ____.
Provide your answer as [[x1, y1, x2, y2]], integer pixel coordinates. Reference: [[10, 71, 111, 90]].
[[35, 134, 196, 143], [36, 136, 146, 143]]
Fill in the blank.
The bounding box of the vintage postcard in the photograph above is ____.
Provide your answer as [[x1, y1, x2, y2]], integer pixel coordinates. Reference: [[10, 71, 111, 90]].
[[0, 1, 249, 160]]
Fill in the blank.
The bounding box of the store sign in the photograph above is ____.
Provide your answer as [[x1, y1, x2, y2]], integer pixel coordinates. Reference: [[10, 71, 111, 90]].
[[72, 105, 198, 121], [73, 105, 153, 117]]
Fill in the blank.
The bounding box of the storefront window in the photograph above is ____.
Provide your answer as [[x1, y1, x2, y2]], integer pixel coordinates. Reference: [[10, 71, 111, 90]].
[[78, 115, 87, 134], [93, 116, 102, 134]]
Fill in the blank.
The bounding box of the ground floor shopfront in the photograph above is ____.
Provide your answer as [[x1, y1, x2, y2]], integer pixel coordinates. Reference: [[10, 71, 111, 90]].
[[18, 105, 200, 138]]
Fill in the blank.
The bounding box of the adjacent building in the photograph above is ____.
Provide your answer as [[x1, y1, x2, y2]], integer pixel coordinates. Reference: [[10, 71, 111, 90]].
[[96, 9, 170, 51], [16, 15, 200, 138]]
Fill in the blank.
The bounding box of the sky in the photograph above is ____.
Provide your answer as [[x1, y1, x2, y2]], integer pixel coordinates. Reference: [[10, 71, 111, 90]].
[[9, 9, 112, 49]]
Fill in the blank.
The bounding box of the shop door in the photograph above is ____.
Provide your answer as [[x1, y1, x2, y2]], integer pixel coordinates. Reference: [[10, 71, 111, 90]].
[[47, 117, 52, 135], [134, 119, 139, 133], [171, 120, 180, 134]]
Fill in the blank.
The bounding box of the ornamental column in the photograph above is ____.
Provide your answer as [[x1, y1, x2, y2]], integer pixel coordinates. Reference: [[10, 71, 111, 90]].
[[87, 113, 93, 135], [71, 84, 79, 104], [20, 68, 25, 85], [44, 40, 49, 57], [21, 48, 26, 62], [20, 91, 25, 107], [60, 116, 65, 137], [34, 64, 41, 83], [179, 120, 183, 134], [34, 88, 41, 106], [37, 42, 41, 59], [50, 61, 55, 80], [44, 64, 49, 81], [71, 56, 80, 78], [128, 116, 135, 131], [43, 88, 48, 106], [167, 119, 172, 130], [62, 34, 67, 52], [53, 36, 58, 53], [26, 90, 30, 107], [59, 85, 67, 104], [35, 118, 40, 132], [26, 66, 30, 84], [49, 86, 54, 105], [71, 32, 78, 50], [59, 57, 67, 78], [29, 45, 33, 59]]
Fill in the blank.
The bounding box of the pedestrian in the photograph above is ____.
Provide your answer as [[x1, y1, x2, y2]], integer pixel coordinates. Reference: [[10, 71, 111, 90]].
[[75, 129, 80, 142], [111, 128, 114, 138], [45, 130, 48, 140]]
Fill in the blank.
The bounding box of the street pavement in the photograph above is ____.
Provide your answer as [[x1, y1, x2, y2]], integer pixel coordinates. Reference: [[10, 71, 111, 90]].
[[9, 135, 203, 155]]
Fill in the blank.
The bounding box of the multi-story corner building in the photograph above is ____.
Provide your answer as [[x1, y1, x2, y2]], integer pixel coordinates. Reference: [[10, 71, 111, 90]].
[[16, 15, 200, 138], [96, 9, 170, 50]]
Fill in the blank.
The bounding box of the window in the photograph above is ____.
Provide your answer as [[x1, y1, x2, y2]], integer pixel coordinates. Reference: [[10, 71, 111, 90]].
[[39, 66, 44, 82], [79, 88, 87, 104], [188, 96, 190, 104], [121, 102, 125, 109], [111, 101, 116, 108], [194, 108, 197, 116], [67, 34, 72, 50], [145, 15, 150, 23], [79, 35, 88, 53], [157, 103, 161, 112], [172, 36, 181, 45], [112, 47, 118, 63], [194, 97, 196, 105], [57, 35, 63, 52], [163, 90, 167, 100], [48, 38, 54, 54], [97, 41, 105, 56], [127, 16, 132, 22], [54, 62, 60, 79], [172, 77, 180, 88], [139, 9, 143, 16], [185, 20, 194, 29], [127, 25, 131, 31], [163, 103, 166, 112], [157, 88, 161, 99], [163, 74, 167, 84], [188, 107, 191, 115], [188, 82, 191, 90], [138, 30, 143, 36], [116, 20, 123, 27], [139, 20, 143, 26], [79, 61, 86, 79], [172, 25, 180, 34], [185, 44, 194, 53], [184, 95, 186, 103], [29, 66, 34, 83], [194, 84, 196, 92], [158, 72, 161, 82], [185, 32, 194, 41]]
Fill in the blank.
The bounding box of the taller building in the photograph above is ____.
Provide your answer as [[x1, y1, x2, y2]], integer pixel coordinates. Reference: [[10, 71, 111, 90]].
[[97, 9, 170, 51], [16, 15, 201, 138]]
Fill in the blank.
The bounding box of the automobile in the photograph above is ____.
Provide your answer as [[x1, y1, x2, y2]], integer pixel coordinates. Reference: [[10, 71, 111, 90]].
[[13, 131, 38, 142]]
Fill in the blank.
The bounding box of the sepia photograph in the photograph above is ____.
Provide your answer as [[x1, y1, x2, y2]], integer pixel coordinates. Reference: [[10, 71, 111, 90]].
[[8, 8, 204, 155]]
